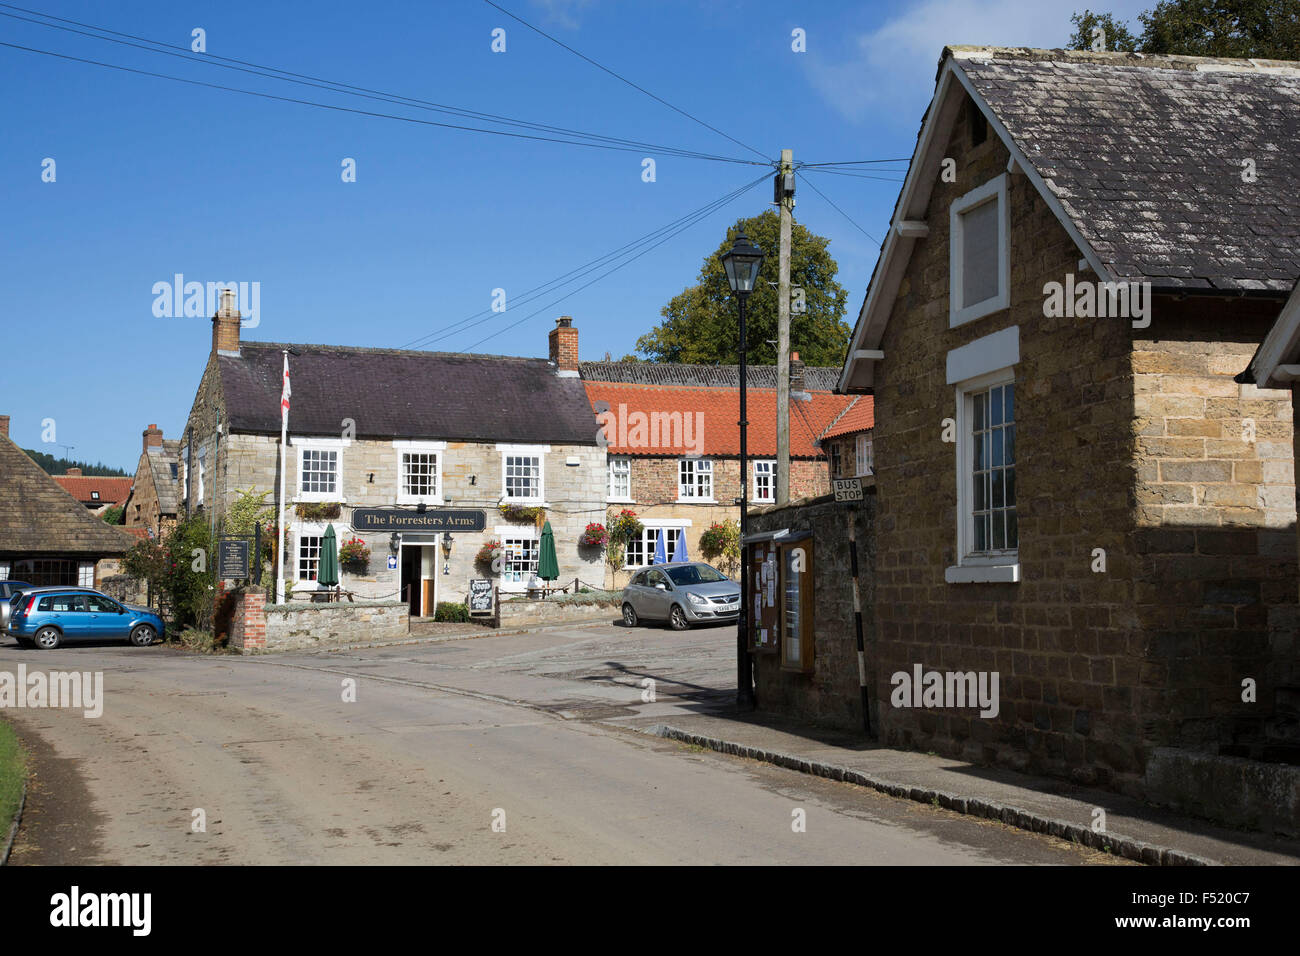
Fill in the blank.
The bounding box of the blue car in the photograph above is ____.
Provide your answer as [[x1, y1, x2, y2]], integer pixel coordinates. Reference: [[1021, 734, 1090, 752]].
[[6, 587, 165, 650]]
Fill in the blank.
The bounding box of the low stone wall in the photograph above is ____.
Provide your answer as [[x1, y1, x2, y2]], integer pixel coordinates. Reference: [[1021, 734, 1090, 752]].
[[497, 598, 619, 629], [228, 588, 408, 653], [1145, 747, 1300, 837]]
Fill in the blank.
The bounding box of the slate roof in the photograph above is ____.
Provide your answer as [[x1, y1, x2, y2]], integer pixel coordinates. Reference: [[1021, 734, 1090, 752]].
[[146, 440, 181, 515], [54, 475, 133, 507], [819, 395, 875, 441], [221, 343, 600, 445], [955, 47, 1300, 292], [580, 362, 842, 392], [0, 436, 137, 556], [584, 381, 853, 457]]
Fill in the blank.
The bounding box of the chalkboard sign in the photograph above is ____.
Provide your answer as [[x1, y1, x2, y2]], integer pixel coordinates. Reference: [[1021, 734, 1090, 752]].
[[218, 539, 250, 580], [468, 579, 495, 616]]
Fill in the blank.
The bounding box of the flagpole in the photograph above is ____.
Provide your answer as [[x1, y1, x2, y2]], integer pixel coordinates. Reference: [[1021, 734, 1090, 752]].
[[275, 350, 290, 605]]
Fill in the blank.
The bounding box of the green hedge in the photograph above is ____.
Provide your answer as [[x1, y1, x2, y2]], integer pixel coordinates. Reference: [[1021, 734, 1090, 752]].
[[0, 719, 26, 844], [434, 602, 470, 623]]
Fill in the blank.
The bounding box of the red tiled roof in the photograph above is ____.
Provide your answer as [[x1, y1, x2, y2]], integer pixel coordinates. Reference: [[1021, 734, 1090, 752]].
[[53, 476, 133, 506], [124, 526, 150, 541], [584, 382, 855, 458], [820, 396, 875, 440]]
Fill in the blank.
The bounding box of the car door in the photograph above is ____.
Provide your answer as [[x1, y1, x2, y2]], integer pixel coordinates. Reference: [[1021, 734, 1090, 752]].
[[625, 571, 647, 616], [643, 569, 672, 619], [85, 594, 125, 639], [49, 593, 91, 639]]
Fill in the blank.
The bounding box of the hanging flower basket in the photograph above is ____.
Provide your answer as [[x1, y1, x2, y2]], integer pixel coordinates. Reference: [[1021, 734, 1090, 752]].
[[338, 537, 371, 573], [476, 539, 503, 570], [607, 508, 643, 545], [580, 522, 609, 547]]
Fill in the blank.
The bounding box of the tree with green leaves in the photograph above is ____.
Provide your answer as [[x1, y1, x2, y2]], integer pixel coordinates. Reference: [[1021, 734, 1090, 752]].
[[1069, 1, 1300, 59], [634, 210, 851, 367], [121, 516, 214, 629]]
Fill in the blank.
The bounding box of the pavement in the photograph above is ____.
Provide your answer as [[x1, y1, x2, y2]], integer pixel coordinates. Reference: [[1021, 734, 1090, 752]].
[[1, 620, 1296, 865]]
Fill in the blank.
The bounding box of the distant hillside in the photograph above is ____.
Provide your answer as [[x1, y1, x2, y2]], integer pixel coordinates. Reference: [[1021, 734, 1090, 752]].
[[22, 448, 128, 477]]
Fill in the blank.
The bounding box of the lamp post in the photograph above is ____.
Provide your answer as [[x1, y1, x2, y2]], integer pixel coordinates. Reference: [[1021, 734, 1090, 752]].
[[721, 229, 765, 710]]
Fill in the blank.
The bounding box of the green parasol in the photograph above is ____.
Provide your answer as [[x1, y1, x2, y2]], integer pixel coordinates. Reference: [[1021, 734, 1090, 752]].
[[537, 520, 560, 585], [318, 523, 340, 587]]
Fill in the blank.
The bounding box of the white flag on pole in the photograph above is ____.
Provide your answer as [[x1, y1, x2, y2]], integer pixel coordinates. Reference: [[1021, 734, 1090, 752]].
[[280, 354, 291, 421]]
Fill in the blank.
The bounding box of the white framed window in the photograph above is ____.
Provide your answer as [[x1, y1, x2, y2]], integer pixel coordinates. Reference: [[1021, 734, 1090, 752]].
[[501, 534, 539, 589], [197, 449, 206, 505], [947, 368, 1019, 584], [625, 525, 684, 569], [828, 442, 843, 479], [753, 460, 776, 503], [498, 444, 547, 503], [298, 533, 323, 582], [608, 456, 632, 501], [855, 434, 874, 477], [393, 441, 446, 505], [78, 561, 94, 587], [678, 458, 713, 501], [293, 437, 347, 502], [950, 174, 1010, 327]]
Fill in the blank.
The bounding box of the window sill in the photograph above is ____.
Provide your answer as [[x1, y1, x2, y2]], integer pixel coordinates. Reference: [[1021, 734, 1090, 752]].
[[295, 495, 346, 504], [396, 496, 444, 507], [608, 497, 635, 504], [945, 563, 1020, 584], [677, 498, 716, 504]]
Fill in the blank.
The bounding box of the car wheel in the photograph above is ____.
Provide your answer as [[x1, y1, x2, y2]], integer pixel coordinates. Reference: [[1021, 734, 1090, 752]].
[[129, 624, 157, 647], [621, 602, 639, 627], [34, 627, 62, 650], [669, 605, 690, 630]]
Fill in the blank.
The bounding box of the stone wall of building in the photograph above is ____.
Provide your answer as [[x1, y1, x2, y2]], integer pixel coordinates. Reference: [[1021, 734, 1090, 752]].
[[605, 456, 830, 588], [749, 494, 876, 731]]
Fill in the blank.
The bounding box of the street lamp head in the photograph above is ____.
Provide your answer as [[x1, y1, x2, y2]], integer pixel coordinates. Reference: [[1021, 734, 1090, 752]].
[[721, 229, 765, 295]]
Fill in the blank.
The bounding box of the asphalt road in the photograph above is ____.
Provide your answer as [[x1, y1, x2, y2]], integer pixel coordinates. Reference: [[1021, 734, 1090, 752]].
[[0, 623, 1118, 865]]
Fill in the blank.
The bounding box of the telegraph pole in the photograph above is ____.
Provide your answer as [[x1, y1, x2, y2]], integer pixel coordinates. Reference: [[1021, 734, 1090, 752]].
[[776, 149, 794, 505]]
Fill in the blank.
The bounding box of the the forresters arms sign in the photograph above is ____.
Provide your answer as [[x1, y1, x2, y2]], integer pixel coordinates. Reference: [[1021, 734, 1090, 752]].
[[350, 508, 487, 533]]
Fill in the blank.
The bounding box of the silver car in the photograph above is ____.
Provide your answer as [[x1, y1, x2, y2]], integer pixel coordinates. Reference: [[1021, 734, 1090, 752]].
[[621, 562, 740, 630], [0, 580, 33, 631]]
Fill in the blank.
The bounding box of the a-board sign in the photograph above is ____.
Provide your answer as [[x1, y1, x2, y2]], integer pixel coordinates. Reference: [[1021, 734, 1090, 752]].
[[468, 579, 495, 616], [351, 508, 487, 533], [218, 539, 250, 579], [832, 477, 863, 502]]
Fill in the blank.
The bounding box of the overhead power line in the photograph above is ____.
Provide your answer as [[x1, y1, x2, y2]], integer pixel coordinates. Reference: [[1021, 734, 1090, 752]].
[[402, 171, 770, 352], [798, 170, 883, 245], [481, 0, 768, 161], [0, 37, 768, 164]]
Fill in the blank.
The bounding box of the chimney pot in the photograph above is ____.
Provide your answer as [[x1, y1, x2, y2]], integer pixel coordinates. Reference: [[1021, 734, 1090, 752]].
[[548, 316, 579, 374], [143, 423, 164, 453]]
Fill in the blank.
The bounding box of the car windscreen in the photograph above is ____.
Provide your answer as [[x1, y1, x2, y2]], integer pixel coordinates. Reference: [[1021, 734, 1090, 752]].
[[666, 564, 727, 586]]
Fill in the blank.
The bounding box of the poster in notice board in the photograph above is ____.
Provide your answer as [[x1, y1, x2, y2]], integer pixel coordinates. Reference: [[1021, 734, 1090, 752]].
[[468, 579, 495, 616], [747, 542, 780, 653]]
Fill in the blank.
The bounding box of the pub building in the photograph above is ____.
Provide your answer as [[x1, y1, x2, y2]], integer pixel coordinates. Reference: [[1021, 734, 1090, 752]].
[[0, 415, 138, 590], [178, 296, 605, 616]]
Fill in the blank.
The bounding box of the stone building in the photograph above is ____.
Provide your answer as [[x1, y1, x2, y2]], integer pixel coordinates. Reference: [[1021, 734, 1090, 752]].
[[0, 415, 138, 589], [751, 47, 1300, 829], [178, 300, 605, 616], [580, 355, 854, 588], [123, 424, 182, 540]]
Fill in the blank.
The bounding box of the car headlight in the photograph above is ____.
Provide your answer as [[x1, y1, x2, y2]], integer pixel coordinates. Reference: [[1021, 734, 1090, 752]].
[[687, 592, 707, 606]]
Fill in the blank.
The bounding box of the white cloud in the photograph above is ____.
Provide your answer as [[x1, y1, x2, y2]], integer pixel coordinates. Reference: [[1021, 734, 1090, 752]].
[[805, 0, 1148, 123], [528, 0, 597, 30]]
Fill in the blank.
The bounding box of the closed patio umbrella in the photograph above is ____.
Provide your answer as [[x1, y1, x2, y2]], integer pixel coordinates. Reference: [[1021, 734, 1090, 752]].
[[653, 529, 667, 565], [537, 520, 560, 589], [318, 523, 340, 588], [671, 531, 688, 563]]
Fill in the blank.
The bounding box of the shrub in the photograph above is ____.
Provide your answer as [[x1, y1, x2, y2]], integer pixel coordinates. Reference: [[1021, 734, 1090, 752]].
[[434, 602, 469, 623], [122, 515, 214, 629]]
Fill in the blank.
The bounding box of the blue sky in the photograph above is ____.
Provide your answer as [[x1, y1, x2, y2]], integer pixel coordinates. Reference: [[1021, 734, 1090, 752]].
[[1, 0, 1146, 469]]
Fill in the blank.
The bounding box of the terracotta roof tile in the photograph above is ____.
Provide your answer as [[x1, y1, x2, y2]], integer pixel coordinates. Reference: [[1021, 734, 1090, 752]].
[[820, 396, 875, 440], [54, 476, 133, 506]]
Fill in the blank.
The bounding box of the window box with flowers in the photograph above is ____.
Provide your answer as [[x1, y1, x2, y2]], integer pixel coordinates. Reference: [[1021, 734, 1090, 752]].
[[498, 503, 546, 527], [338, 537, 371, 574]]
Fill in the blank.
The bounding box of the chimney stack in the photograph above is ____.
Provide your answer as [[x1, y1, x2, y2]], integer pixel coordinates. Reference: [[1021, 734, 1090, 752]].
[[549, 316, 579, 375], [66, 467, 82, 477], [212, 288, 241, 355], [0, 415, 9, 439], [790, 351, 806, 393], [143, 423, 164, 454]]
